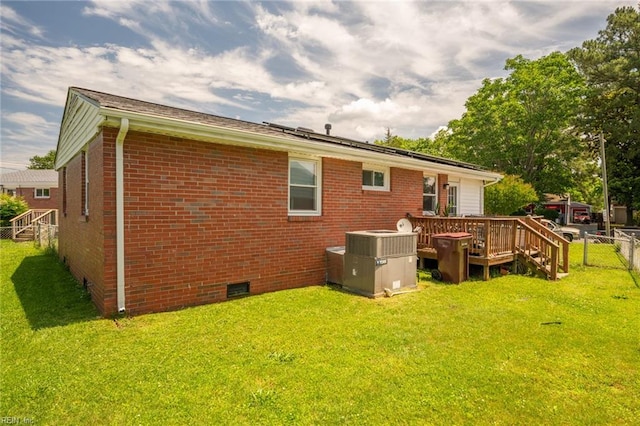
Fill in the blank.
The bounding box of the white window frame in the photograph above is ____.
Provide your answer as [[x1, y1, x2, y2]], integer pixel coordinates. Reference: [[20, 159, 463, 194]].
[[447, 183, 459, 217], [288, 155, 322, 216], [34, 188, 50, 199], [422, 175, 437, 215], [362, 164, 390, 191]]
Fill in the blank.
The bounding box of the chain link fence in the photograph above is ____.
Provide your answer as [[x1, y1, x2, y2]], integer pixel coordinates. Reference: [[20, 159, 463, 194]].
[[1, 224, 58, 251], [35, 223, 59, 251], [0, 226, 12, 240], [613, 229, 640, 272], [583, 231, 638, 271]]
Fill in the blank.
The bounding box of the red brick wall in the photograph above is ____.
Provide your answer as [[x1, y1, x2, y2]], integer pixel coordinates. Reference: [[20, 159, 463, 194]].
[[58, 134, 112, 314], [12, 187, 59, 210], [437, 173, 448, 214], [61, 128, 435, 316]]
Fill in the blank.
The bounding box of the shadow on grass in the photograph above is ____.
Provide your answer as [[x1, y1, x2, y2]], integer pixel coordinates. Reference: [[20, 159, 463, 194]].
[[628, 270, 640, 289], [615, 250, 640, 289], [11, 253, 99, 330]]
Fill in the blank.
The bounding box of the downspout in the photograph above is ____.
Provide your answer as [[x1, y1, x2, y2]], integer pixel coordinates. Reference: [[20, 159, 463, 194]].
[[115, 118, 129, 313], [482, 177, 501, 188]]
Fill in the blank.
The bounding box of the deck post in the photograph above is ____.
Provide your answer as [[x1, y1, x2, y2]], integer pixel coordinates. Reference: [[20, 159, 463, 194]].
[[484, 219, 491, 257], [550, 246, 558, 280]]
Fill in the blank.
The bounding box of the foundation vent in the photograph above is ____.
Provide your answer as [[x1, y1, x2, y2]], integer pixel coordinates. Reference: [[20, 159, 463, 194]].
[[227, 282, 250, 298]]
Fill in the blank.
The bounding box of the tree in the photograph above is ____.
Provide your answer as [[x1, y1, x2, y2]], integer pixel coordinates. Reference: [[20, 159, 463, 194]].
[[0, 194, 29, 226], [440, 52, 588, 196], [566, 158, 603, 211], [568, 6, 640, 225], [484, 175, 538, 215], [27, 149, 56, 169], [375, 130, 432, 152]]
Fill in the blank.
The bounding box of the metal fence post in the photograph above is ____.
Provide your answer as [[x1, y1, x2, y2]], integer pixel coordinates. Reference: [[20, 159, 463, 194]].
[[631, 236, 636, 271], [583, 232, 588, 266]]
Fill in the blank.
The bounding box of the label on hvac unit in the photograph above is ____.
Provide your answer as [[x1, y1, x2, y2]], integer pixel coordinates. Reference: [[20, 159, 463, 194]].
[[375, 258, 388, 266], [392, 280, 401, 289]]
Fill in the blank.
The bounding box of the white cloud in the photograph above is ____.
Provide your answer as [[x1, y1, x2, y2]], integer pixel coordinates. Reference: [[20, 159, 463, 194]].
[[2, 0, 638, 168], [1, 112, 59, 169], [0, 4, 44, 38]]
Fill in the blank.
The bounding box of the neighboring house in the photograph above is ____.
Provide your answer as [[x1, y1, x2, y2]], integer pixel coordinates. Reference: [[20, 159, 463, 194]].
[[55, 87, 502, 316], [612, 203, 637, 225], [540, 194, 591, 225], [0, 170, 59, 210]]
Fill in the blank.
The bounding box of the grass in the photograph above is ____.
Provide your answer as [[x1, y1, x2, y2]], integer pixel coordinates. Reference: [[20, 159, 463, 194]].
[[1, 240, 638, 424]]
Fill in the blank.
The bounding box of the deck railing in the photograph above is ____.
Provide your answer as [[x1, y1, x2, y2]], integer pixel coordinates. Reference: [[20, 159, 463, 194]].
[[10, 209, 58, 240], [522, 216, 569, 273], [408, 215, 569, 279], [516, 219, 560, 280], [409, 216, 519, 257]]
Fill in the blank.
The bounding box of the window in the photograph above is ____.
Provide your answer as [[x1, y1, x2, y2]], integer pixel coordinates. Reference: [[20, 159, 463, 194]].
[[289, 157, 321, 215], [423, 176, 437, 213], [447, 185, 458, 216], [362, 164, 389, 191], [34, 188, 50, 198]]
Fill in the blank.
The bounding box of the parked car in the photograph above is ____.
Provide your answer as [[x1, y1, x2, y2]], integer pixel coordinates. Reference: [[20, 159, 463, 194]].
[[573, 212, 591, 224], [541, 219, 581, 242]]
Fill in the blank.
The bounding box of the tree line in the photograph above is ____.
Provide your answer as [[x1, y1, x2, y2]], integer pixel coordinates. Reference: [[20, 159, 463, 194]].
[[377, 6, 639, 225]]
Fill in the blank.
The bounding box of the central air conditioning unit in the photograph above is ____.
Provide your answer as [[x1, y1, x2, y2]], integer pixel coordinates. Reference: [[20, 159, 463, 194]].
[[342, 219, 417, 297]]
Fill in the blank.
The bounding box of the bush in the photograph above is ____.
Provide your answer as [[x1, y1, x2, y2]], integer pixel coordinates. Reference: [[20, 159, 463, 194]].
[[484, 175, 538, 216], [0, 194, 29, 226], [535, 207, 560, 222]]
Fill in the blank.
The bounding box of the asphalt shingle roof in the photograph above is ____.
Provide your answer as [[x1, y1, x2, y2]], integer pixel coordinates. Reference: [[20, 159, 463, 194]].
[[0, 170, 58, 186], [72, 87, 493, 173]]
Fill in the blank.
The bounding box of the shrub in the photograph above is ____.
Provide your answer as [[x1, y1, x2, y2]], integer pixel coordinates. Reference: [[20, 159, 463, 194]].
[[0, 194, 29, 226], [484, 175, 538, 216], [535, 207, 560, 222]]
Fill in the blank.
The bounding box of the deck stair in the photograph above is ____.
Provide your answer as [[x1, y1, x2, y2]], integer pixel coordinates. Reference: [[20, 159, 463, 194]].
[[10, 209, 58, 242], [409, 215, 570, 281]]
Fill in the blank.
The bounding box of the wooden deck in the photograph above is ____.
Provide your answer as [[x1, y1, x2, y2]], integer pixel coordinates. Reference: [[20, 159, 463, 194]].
[[409, 216, 570, 280]]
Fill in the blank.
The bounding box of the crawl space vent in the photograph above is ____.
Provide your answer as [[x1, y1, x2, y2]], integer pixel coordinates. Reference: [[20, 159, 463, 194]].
[[227, 282, 250, 298]]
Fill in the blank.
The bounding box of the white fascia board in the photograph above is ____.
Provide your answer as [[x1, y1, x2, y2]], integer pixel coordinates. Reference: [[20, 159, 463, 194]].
[[101, 108, 502, 182]]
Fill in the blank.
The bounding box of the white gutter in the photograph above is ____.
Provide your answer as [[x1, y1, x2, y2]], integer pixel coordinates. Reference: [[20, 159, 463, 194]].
[[115, 118, 129, 313]]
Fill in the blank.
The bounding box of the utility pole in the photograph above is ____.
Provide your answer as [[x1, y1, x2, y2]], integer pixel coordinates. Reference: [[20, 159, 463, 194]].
[[600, 133, 611, 236]]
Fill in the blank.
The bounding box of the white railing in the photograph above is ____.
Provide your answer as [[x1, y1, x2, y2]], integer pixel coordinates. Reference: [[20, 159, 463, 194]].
[[10, 209, 58, 240]]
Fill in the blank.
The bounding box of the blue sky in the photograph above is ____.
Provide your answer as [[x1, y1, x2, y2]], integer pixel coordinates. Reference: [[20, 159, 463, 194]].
[[0, 0, 635, 171]]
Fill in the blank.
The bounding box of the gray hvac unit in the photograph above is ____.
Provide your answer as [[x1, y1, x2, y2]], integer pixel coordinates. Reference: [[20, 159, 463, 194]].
[[343, 226, 417, 297], [326, 246, 345, 285]]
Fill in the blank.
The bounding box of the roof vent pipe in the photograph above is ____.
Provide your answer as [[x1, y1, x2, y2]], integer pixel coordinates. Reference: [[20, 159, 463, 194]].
[[325, 123, 332, 135]]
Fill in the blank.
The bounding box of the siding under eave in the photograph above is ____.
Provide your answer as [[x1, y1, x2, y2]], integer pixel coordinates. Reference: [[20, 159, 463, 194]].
[[55, 92, 103, 169]]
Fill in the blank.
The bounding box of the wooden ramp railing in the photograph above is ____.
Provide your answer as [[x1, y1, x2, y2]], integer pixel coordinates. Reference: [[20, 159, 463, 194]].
[[520, 216, 569, 276], [408, 216, 569, 280], [10, 209, 58, 241]]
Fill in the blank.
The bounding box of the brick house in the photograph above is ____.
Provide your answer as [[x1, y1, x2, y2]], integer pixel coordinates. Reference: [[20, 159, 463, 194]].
[[0, 170, 59, 210], [55, 87, 501, 316]]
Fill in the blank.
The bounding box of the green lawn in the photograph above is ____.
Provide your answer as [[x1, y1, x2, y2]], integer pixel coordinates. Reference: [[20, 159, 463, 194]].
[[1, 240, 638, 425]]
